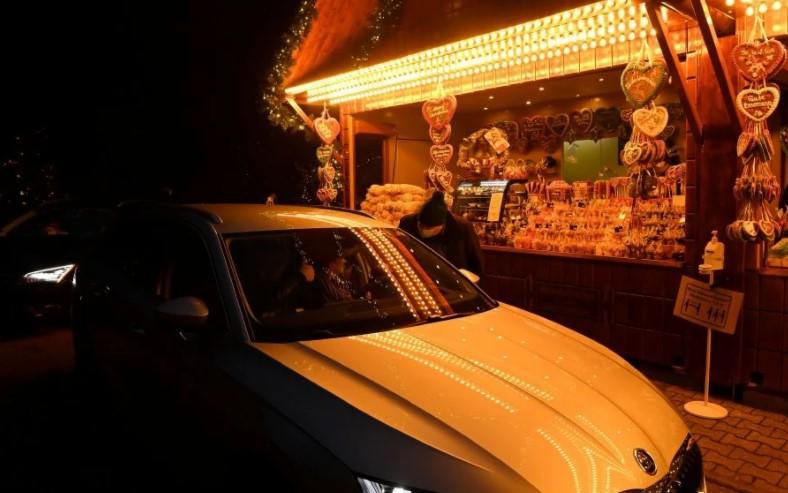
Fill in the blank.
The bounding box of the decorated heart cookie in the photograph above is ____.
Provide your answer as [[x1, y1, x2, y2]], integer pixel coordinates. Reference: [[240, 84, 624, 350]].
[[520, 115, 546, 142], [737, 132, 754, 157], [547, 113, 570, 138], [620, 58, 669, 108], [570, 108, 595, 135], [632, 106, 669, 138], [429, 124, 452, 144], [422, 95, 457, 129], [320, 163, 336, 183], [622, 142, 643, 165], [316, 145, 333, 164], [428, 166, 454, 192], [316, 188, 330, 203], [732, 39, 786, 81], [314, 115, 341, 145], [736, 84, 780, 122], [430, 144, 454, 166], [595, 107, 622, 133]]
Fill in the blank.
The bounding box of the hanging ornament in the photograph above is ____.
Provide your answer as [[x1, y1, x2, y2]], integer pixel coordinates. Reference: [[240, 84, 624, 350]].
[[620, 42, 669, 109], [727, 15, 783, 244], [422, 84, 457, 193], [570, 108, 595, 136], [314, 103, 341, 204]]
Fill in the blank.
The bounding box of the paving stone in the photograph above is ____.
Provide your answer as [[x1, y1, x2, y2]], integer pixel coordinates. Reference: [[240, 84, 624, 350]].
[[751, 478, 788, 493], [715, 421, 751, 439], [757, 443, 788, 465], [739, 463, 783, 485], [729, 448, 772, 469], [698, 435, 735, 456], [721, 433, 762, 453], [704, 450, 745, 471], [746, 430, 786, 451], [762, 417, 788, 434], [713, 464, 755, 485]]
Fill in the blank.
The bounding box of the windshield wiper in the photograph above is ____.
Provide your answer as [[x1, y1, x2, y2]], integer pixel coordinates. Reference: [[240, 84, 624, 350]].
[[424, 311, 477, 322]]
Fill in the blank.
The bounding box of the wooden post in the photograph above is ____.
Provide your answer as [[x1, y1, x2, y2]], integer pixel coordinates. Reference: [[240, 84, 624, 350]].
[[689, 0, 741, 135], [645, 0, 704, 142], [346, 113, 357, 209]]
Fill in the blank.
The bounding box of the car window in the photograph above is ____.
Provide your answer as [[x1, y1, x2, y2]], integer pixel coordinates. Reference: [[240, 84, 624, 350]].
[[161, 227, 226, 333], [227, 227, 495, 342]]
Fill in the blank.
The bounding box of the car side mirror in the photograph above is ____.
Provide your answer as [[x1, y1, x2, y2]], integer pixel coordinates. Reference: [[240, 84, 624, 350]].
[[459, 268, 480, 283], [156, 296, 209, 331]]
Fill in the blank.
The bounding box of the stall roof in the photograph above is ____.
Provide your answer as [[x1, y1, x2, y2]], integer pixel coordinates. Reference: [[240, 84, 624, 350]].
[[285, 0, 692, 112]]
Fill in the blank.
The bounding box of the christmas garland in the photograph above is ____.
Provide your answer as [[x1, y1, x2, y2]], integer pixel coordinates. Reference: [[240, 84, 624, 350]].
[[264, 0, 403, 132]]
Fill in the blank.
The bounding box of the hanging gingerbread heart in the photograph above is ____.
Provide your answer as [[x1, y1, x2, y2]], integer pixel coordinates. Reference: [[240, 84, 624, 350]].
[[520, 115, 547, 142], [316, 145, 333, 164], [632, 105, 669, 138], [620, 58, 669, 108], [736, 84, 780, 122], [314, 114, 341, 145], [659, 125, 676, 140], [732, 39, 786, 81], [316, 188, 330, 203], [320, 163, 337, 183], [546, 113, 570, 138], [422, 95, 457, 129], [619, 108, 634, 124], [595, 107, 621, 133], [429, 144, 454, 166], [327, 188, 338, 201], [570, 108, 595, 135], [429, 124, 452, 144]]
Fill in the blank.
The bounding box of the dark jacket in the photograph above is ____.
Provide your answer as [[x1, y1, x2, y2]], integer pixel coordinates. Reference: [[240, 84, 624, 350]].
[[398, 212, 484, 276]]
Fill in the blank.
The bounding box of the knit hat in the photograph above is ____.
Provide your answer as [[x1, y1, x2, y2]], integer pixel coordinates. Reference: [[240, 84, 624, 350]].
[[418, 191, 449, 227]]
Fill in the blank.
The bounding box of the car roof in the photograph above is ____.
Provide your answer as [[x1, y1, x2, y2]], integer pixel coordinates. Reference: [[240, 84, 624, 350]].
[[180, 204, 393, 234]]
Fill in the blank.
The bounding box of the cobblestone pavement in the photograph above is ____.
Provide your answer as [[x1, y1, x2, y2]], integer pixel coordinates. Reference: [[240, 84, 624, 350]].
[[654, 381, 788, 493]]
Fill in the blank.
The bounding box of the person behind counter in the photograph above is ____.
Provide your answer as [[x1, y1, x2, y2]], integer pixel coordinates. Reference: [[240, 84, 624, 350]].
[[398, 190, 484, 276]]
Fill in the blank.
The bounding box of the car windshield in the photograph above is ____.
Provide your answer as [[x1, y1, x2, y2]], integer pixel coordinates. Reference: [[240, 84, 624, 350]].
[[227, 227, 495, 342]]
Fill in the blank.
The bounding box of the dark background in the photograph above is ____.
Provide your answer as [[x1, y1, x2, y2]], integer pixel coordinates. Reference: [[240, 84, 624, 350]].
[[1, 0, 315, 223]]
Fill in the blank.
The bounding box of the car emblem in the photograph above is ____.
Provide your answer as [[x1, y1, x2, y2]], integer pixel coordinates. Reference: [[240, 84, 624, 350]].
[[634, 448, 658, 475]]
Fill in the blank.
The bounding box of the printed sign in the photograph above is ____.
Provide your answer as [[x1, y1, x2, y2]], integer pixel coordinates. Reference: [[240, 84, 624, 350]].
[[673, 276, 743, 335], [487, 192, 504, 222]]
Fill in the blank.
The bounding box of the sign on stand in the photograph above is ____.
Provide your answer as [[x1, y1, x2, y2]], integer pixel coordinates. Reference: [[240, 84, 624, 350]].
[[673, 274, 744, 420], [673, 276, 743, 335]]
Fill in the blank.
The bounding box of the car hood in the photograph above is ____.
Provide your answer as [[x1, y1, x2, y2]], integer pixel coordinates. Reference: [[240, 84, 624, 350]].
[[254, 304, 688, 492]]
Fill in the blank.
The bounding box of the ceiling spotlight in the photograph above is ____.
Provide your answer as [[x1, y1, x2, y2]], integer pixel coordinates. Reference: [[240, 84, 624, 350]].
[[575, 93, 580, 97], [598, 77, 605, 82], [538, 86, 545, 91], [483, 107, 489, 111], [526, 100, 532, 105], [488, 95, 495, 99]]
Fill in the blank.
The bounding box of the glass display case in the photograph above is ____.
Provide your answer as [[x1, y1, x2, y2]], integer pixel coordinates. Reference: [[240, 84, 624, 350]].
[[453, 179, 528, 224]]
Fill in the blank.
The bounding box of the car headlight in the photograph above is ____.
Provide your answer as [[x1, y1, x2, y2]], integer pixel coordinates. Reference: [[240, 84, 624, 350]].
[[357, 477, 415, 493], [23, 264, 76, 284]]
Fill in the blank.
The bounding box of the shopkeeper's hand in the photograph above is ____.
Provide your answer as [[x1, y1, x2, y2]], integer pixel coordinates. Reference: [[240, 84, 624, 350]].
[[300, 262, 315, 282]]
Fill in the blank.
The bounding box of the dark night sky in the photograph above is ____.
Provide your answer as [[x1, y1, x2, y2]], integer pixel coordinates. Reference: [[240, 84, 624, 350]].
[[1, 0, 314, 214]]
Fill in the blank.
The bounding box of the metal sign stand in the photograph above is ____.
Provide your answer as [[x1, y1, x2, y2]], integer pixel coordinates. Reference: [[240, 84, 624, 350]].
[[683, 268, 729, 419]]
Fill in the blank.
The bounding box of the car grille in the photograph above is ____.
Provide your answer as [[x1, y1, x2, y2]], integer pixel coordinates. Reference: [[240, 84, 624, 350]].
[[621, 435, 704, 493]]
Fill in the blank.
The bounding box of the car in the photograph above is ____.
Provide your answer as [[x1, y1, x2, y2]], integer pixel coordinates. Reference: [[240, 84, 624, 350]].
[[73, 202, 705, 492], [0, 201, 115, 330]]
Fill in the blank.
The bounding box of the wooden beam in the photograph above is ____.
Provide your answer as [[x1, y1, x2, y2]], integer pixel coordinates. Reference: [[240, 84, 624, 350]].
[[346, 114, 357, 209], [645, 1, 704, 142], [285, 97, 315, 131], [689, 0, 741, 134]]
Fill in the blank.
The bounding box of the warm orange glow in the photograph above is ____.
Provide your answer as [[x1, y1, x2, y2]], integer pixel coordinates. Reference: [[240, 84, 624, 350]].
[[285, 0, 660, 110]]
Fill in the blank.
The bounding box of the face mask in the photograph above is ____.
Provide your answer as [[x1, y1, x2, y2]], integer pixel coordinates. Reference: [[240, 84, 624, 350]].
[[418, 223, 444, 238]]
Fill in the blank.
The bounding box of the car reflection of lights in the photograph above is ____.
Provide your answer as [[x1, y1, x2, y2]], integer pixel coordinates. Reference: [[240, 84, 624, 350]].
[[23, 264, 76, 284]]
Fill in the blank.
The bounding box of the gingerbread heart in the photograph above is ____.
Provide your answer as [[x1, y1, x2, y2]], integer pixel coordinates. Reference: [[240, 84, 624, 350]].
[[314, 115, 341, 145], [520, 115, 546, 142], [620, 58, 669, 108], [422, 95, 457, 129], [316, 145, 333, 164], [620, 108, 634, 124], [430, 144, 454, 166], [316, 188, 330, 203], [736, 85, 780, 122], [737, 132, 754, 157], [320, 163, 336, 183], [327, 188, 338, 201], [570, 108, 595, 134], [732, 39, 786, 81], [428, 166, 454, 192], [622, 143, 643, 166], [659, 125, 676, 140], [429, 124, 452, 144], [547, 113, 570, 138], [595, 107, 621, 133], [632, 105, 669, 138]]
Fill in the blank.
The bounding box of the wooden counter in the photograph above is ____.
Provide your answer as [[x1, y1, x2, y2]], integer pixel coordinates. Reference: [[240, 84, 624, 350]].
[[482, 245, 684, 269]]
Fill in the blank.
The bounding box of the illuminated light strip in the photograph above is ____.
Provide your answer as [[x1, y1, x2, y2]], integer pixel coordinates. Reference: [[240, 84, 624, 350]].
[[285, 0, 668, 109]]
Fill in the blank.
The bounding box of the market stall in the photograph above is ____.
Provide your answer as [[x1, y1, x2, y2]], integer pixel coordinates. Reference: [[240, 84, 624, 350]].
[[279, 0, 788, 400]]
